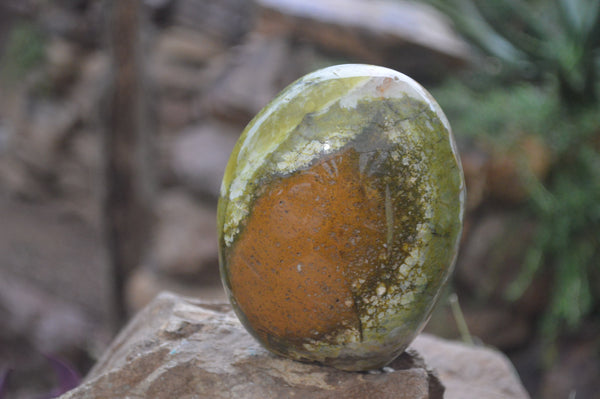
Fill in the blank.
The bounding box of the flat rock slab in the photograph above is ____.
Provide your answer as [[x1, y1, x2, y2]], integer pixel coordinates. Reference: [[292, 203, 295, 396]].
[[60, 292, 529, 399], [255, 0, 470, 79]]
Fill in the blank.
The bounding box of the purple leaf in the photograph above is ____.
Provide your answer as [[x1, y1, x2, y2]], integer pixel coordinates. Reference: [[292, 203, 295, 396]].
[[0, 368, 12, 399], [42, 354, 81, 398]]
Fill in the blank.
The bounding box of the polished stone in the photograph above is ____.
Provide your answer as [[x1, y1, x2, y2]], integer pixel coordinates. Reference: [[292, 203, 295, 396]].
[[218, 64, 465, 370]]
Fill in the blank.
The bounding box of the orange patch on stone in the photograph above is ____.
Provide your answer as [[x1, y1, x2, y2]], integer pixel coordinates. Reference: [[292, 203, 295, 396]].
[[227, 148, 388, 343]]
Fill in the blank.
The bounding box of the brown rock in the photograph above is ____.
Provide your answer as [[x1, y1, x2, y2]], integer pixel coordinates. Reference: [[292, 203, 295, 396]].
[[155, 27, 225, 66], [451, 210, 547, 349], [171, 0, 255, 46], [150, 27, 225, 106], [0, 196, 109, 319], [125, 267, 161, 312], [170, 121, 239, 198], [0, 50, 107, 200], [460, 148, 489, 212], [62, 292, 529, 399], [125, 267, 225, 312], [0, 156, 45, 200], [456, 211, 538, 301], [255, 0, 470, 81], [539, 329, 600, 399], [486, 135, 553, 204], [0, 272, 98, 355], [411, 334, 531, 399], [201, 34, 297, 122], [152, 190, 218, 277], [461, 306, 532, 350], [46, 37, 80, 91]]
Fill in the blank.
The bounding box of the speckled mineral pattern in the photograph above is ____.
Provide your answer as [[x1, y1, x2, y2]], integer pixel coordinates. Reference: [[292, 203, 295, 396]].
[[218, 64, 465, 371]]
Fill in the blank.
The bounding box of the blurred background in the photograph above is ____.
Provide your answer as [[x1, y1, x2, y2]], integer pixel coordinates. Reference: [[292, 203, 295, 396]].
[[0, 0, 598, 398]]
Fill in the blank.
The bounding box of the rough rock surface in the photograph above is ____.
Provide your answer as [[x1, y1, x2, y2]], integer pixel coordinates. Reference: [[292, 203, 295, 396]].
[[255, 0, 470, 79], [411, 333, 530, 399], [170, 121, 239, 198], [60, 292, 529, 399], [201, 34, 302, 122], [152, 190, 219, 277]]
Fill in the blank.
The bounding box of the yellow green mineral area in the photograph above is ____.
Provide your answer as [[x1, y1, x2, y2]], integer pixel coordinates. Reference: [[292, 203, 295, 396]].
[[217, 64, 465, 371]]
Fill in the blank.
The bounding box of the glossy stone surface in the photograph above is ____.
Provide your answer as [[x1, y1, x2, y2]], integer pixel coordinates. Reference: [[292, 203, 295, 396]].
[[218, 64, 465, 371]]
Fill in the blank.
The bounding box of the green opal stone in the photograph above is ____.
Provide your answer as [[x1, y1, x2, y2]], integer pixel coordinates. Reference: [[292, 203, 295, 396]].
[[218, 64, 465, 371]]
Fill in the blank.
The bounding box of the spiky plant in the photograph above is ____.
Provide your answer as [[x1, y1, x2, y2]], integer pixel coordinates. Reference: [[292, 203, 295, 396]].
[[425, 0, 600, 106], [424, 0, 600, 343]]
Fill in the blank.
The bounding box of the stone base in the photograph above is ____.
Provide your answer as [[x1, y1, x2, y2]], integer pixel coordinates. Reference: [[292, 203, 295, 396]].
[[60, 292, 529, 399]]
